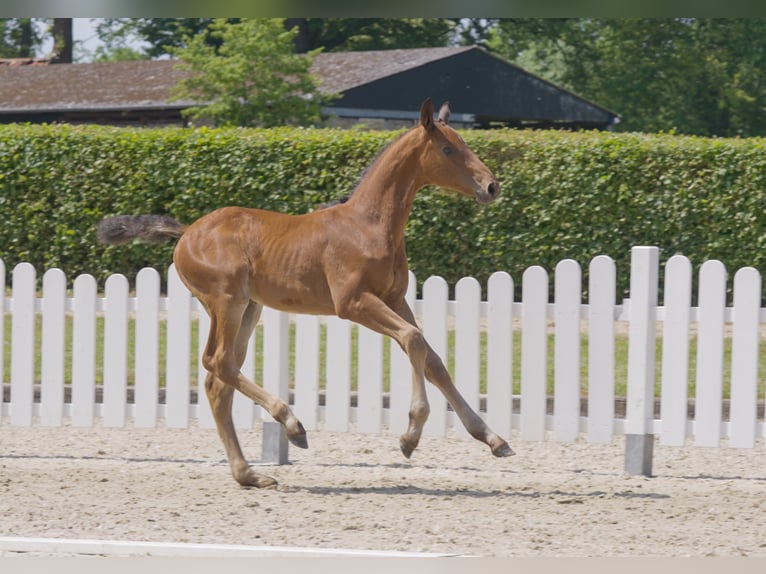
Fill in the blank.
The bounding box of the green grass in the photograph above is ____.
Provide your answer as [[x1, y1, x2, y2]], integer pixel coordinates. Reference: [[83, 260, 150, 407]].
[[3, 314, 765, 402]]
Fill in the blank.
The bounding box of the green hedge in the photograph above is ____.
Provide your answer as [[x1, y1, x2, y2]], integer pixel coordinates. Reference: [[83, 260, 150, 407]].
[[2, 123, 766, 301]]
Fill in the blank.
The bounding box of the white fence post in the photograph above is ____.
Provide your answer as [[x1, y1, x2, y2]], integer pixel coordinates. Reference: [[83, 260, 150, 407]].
[[166, 264, 191, 429], [134, 267, 160, 428], [357, 324, 384, 434], [625, 246, 659, 476], [261, 307, 291, 463], [294, 314, 321, 431], [587, 255, 616, 444], [695, 260, 727, 447], [103, 274, 129, 428], [659, 255, 692, 446], [486, 271, 514, 441], [71, 274, 97, 427], [11, 263, 36, 426], [729, 267, 761, 448], [554, 259, 581, 442], [454, 276, 481, 439], [422, 275, 449, 436], [40, 268, 66, 426], [520, 266, 548, 441], [324, 315, 352, 433]]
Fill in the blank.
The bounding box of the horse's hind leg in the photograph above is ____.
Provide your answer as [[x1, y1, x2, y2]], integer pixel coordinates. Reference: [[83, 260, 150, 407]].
[[203, 298, 307, 487], [205, 375, 278, 488]]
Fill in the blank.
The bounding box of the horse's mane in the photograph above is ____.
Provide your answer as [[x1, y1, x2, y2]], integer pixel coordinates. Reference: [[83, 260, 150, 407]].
[[315, 128, 411, 210]]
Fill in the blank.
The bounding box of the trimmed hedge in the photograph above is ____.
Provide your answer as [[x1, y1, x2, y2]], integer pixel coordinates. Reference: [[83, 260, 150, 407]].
[[2, 123, 766, 301]]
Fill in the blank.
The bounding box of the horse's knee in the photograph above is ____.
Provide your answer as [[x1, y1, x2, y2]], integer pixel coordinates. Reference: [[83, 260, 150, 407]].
[[202, 351, 239, 384], [401, 329, 428, 364]]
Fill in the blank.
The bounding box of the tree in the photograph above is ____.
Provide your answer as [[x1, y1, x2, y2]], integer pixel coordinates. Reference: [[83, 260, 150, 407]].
[[96, 18, 231, 60], [96, 18, 477, 58], [0, 18, 43, 58], [284, 18, 462, 53], [487, 18, 766, 137], [50, 18, 73, 63], [169, 18, 335, 128]]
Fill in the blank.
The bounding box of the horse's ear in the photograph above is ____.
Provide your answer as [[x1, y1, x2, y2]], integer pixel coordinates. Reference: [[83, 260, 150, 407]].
[[438, 101, 451, 125], [420, 98, 434, 130]]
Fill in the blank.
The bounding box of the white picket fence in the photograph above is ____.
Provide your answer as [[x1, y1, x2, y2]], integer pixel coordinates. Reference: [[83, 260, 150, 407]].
[[1, 247, 764, 457]]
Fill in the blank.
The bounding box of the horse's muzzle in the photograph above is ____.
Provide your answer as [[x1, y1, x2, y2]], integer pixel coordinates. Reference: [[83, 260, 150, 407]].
[[476, 181, 500, 204]]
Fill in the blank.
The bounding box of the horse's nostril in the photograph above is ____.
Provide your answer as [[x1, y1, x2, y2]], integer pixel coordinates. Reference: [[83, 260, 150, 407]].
[[487, 182, 499, 197]]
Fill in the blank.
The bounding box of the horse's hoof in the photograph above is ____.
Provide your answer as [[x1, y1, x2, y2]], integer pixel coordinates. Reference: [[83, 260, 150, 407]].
[[237, 470, 278, 489], [399, 437, 416, 459], [492, 441, 515, 457], [287, 421, 309, 449]]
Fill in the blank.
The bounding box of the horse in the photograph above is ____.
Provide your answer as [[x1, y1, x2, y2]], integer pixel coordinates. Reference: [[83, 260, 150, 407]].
[[97, 98, 514, 488]]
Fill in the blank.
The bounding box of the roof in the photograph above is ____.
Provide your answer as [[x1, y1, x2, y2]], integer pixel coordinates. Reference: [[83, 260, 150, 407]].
[[0, 59, 194, 112], [310, 46, 474, 94], [0, 46, 619, 129]]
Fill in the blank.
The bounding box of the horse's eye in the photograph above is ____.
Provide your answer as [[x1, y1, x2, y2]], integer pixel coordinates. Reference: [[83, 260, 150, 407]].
[[442, 146, 453, 155]]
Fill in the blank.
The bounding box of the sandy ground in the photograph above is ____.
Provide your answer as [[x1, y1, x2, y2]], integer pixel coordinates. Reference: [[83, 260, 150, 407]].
[[1, 421, 765, 558]]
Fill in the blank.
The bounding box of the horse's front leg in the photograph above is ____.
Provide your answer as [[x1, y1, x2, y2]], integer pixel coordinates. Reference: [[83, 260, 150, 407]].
[[335, 292, 430, 457], [422, 349, 514, 457], [391, 298, 513, 458], [389, 300, 431, 457]]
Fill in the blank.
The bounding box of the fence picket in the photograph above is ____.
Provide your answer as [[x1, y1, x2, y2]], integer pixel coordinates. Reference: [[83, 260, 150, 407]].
[[294, 314, 321, 430], [10, 263, 35, 426], [486, 271, 514, 441], [554, 260, 581, 442], [587, 256, 616, 443], [455, 277, 481, 439], [1, 250, 764, 462], [166, 264, 191, 428], [729, 267, 761, 448], [659, 255, 692, 446], [41, 269, 66, 426], [325, 315, 351, 431], [71, 274, 97, 427], [521, 266, 548, 441], [357, 325, 383, 433], [422, 275, 449, 436], [103, 274, 129, 427], [134, 267, 160, 428], [695, 260, 726, 447], [258, 307, 290, 428]]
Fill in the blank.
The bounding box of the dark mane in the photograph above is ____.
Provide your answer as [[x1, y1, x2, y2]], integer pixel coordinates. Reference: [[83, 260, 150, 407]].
[[316, 128, 410, 210]]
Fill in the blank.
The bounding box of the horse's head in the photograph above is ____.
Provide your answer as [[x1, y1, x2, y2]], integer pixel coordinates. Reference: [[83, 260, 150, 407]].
[[418, 98, 500, 204]]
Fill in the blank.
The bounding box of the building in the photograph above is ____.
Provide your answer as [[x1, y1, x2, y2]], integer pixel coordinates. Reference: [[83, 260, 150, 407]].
[[0, 46, 619, 129]]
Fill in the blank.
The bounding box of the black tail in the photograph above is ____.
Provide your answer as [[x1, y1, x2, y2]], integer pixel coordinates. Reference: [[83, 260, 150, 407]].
[[97, 215, 187, 245]]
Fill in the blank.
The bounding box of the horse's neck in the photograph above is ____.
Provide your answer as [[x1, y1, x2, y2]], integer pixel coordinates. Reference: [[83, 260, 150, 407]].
[[345, 131, 424, 240]]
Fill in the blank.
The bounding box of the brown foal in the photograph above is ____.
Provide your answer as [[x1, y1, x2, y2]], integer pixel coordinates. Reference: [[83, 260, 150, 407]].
[[98, 98, 514, 488]]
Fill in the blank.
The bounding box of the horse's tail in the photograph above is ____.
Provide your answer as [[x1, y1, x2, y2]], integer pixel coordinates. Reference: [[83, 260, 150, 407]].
[[97, 214, 187, 245]]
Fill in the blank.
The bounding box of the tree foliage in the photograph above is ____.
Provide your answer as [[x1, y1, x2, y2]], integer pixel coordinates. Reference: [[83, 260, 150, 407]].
[[0, 18, 43, 58], [168, 19, 336, 128], [488, 18, 766, 137], [285, 18, 462, 53]]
